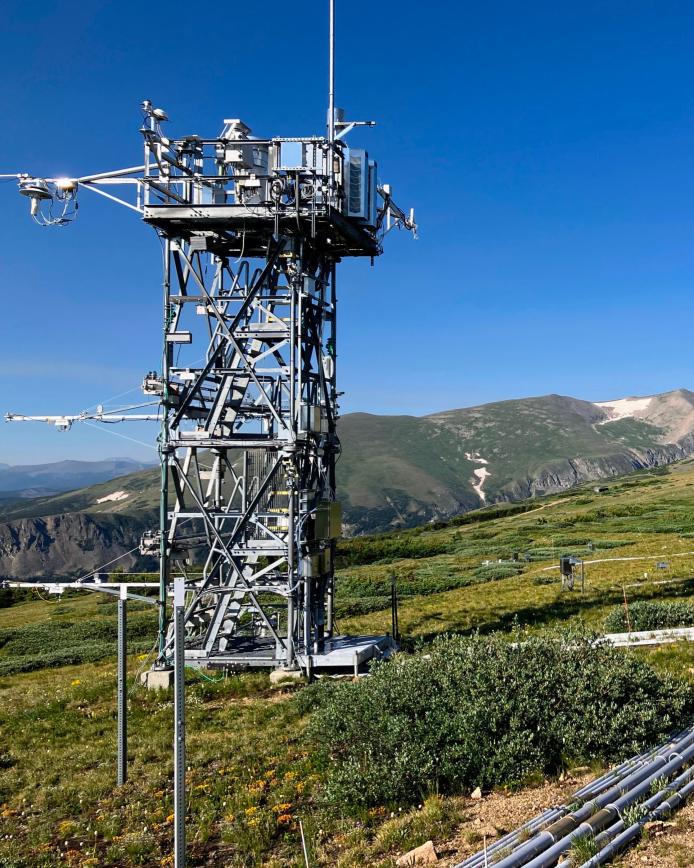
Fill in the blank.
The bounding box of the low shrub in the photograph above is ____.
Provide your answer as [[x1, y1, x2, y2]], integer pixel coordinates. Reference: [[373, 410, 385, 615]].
[[301, 629, 694, 807], [604, 600, 694, 633], [470, 564, 521, 581], [0, 614, 158, 677], [545, 536, 590, 546], [334, 563, 520, 618], [592, 539, 635, 550], [334, 596, 393, 618], [0, 639, 154, 677], [450, 502, 536, 526], [533, 575, 558, 586], [522, 547, 571, 562], [0, 614, 156, 657], [335, 536, 453, 568]]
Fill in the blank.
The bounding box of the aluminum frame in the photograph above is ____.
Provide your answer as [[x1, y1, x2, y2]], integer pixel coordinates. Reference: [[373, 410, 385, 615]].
[[5, 102, 415, 674]]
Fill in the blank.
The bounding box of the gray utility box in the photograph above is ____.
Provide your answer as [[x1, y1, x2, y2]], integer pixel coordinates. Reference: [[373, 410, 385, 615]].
[[343, 148, 378, 226], [314, 500, 342, 540]]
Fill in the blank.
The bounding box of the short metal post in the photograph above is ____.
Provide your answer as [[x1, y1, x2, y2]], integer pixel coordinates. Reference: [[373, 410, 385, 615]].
[[326, 569, 334, 638], [173, 577, 186, 868], [390, 573, 399, 643], [117, 586, 128, 786]]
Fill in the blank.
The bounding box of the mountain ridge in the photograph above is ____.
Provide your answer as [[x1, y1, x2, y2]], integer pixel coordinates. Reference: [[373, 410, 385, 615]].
[[3, 388, 694, 576], [0, 457, 155, 498]]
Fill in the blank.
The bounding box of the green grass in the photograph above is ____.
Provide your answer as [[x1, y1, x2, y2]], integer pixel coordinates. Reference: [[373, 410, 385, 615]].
[[3, 461, 694, 865], [0, 593, 158, 676], [335, 462, 694, 639], [570, 834, 599, 861], [0, 662, 320, 867], [0, 659, 473, 868]]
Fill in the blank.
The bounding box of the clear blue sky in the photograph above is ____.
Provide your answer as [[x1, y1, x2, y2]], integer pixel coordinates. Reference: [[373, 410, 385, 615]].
[[2, 0, 694, 464]]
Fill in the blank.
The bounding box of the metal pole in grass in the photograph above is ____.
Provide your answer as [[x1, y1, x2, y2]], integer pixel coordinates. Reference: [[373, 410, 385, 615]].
[[117, 584, 128, 786], [390, 572, 399, 643], [173, 576, 186, 868], [622, 585, 632, 633], [299, 819, 310, 867]]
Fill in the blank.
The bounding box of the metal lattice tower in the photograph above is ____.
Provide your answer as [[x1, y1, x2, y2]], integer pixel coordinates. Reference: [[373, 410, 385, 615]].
[[3, 31, 415, 677], [139, 112, 414, 673]]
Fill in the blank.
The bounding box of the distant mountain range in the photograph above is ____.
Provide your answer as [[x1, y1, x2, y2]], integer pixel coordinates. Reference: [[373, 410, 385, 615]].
[[0, 458, 154, 500], [3, 389, 694, 576]]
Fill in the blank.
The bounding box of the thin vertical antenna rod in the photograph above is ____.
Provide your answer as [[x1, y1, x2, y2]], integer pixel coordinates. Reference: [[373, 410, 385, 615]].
[[328, 0, 335, 143]]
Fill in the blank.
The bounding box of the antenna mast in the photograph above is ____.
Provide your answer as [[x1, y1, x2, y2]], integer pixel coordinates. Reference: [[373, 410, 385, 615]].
[[328, 0, 335, 144]]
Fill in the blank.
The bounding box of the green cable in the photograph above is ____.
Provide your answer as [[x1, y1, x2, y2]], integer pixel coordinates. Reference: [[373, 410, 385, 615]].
[[184, 665, 226, 683]]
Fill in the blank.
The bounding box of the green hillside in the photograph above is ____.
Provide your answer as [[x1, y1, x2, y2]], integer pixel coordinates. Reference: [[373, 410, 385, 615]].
[[3, 462, 694, 865], [429, 395, 664, 490], [4, 390, 694, 578], [0, 466, 160, 523], [336, 460, 694, 637], [336, 391, 694, 532]]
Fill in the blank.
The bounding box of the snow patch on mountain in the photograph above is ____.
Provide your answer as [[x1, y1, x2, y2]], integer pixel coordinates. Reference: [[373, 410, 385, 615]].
[[595, 397, 653, 424], [96, 490, 129, 504], [466, 452, 490, 503]]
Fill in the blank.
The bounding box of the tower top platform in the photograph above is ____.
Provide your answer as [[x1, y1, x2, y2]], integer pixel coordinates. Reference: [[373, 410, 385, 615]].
[[139, 116, 387, 258]]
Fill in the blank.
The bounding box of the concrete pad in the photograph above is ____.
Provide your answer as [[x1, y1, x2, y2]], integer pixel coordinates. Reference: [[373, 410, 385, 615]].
[[140, 668, 175, 690], [269, 668, 304, 686]]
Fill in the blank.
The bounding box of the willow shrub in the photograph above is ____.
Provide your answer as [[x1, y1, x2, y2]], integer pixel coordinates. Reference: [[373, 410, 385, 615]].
[[605, 600, 694, 633], [300, 630, 694, 807]]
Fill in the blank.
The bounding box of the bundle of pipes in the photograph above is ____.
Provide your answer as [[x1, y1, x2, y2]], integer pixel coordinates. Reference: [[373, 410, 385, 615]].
[[455, 723, 694, 868]]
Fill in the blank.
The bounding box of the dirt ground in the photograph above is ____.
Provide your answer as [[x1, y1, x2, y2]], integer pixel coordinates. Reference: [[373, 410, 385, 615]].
[[438, 772, 594, 866], [438, 773, 694, 868], [614, 800, 694, 867]]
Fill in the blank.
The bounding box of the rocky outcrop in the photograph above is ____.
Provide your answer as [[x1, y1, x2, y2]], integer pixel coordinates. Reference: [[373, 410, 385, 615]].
[[0, 512, 156, 578], [342, 440, 694, 534], [505, 442, 694, 503]]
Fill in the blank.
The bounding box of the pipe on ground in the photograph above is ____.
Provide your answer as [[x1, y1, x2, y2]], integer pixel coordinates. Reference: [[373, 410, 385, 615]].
[[457, 737, 685, 868], [467, 726, 694, 868]]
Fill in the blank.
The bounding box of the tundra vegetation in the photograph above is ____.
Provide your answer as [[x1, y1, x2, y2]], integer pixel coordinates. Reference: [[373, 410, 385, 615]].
[[3, 462, 694, 865]]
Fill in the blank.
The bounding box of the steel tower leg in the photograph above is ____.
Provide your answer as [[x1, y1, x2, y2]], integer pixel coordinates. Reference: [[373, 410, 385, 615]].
[[158, 238, 172, 658]]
